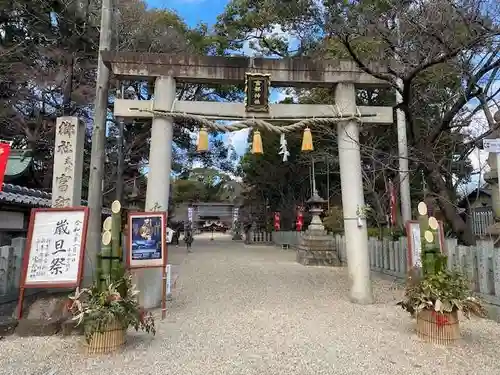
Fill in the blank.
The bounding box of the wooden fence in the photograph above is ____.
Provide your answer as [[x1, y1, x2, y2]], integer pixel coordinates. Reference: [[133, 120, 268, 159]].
[[272, 231, 500, 311], [471, 206, 494, 237], [4, 231, 500, 315], [250, 231, 273, 243]]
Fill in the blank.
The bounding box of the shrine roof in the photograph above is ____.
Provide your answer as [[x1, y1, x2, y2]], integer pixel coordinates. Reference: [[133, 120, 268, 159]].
[[0, 184, 51, 207], [5, 149, 32, 178], [0, 184, 112, 214]]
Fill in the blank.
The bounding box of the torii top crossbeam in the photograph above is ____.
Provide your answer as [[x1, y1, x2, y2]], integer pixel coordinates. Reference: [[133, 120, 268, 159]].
[[101, 52, 390, 88]]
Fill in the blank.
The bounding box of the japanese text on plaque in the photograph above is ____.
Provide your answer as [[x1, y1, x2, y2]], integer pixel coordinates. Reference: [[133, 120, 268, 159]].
[[27, 215, 83, 284]]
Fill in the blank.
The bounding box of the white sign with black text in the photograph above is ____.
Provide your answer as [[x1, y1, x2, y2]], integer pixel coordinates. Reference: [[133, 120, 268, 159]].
[[25, 209, 86, 286], [406, 220, 445, 269], [483, 138, 500, 153]]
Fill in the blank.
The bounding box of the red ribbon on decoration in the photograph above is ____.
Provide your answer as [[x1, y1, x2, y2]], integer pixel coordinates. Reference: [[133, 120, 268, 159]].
[[431, 311, 449, 327], [0, 143, 11, 191], [274, 212, 281, 231]]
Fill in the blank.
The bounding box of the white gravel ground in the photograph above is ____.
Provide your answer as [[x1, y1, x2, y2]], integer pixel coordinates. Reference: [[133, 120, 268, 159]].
[[1, 233, 500, 375]]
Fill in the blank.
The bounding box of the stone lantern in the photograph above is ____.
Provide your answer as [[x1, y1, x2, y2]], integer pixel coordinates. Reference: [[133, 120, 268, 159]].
[[296, 187, 340, 266], [305, 190, 327, 232]]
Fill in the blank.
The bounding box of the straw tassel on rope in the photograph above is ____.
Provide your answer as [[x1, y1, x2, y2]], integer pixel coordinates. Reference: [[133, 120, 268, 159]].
[[301, 127, 313, 151], [197, 127, 209, 152], [252, 130, 263, 154]]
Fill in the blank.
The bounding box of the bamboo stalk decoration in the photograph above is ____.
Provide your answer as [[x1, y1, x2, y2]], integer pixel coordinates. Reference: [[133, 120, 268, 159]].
[[100, 219, 112, 291], [111, 200, 122, 276], [98, 200, 123, 290], [417, 201, 443, 275]]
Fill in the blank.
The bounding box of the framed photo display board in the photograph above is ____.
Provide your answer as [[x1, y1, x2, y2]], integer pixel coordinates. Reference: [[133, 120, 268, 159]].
[[18, 207, 89, 318], [406, 219, 445, 269], [127, 211, 167, 269]]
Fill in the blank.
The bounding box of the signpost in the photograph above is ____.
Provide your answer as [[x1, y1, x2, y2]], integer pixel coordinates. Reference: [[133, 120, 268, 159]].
[[482, 138, 500, 153], [483, 138, 500, 223], [127, 212, 167, 269], [127, 211, 168, 319], [406, 220, 445, 269], [17, 207, 89, 319], [165, 264, 172, 299], [483, 138, 500, 186]]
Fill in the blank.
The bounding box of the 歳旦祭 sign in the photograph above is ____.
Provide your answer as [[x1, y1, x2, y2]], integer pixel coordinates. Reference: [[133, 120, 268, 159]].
[[18, 207, 89, 318], [127, 212, 167, 269]]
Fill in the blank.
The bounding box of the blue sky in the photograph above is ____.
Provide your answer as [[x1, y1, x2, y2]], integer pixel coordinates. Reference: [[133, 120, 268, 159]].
[[146, 0, 226, 26], [144, 0, 491, 194], [145, 0, 290, 158]]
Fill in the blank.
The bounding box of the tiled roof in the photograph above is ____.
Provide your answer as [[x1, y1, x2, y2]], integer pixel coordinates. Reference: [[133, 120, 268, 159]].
[[0, 184, 111, 214], [0, 183, 51, 207]]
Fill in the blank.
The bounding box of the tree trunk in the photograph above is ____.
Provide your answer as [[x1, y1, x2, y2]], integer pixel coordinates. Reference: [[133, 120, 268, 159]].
[[62, 54, 74, 116], [424, 165, 476, 246], [369, 190, 387, 227]]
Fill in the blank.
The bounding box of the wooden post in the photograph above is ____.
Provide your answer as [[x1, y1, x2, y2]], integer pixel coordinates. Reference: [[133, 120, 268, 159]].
[[111, 200, 122, 275], [85, 0, 114, 286], [101, 216, 113, 290]]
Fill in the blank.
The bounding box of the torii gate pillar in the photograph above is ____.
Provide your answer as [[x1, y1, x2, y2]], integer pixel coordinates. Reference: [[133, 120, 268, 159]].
[[103, 52, 395, 306], [139, 76, 175, 309], [336, 82, 373, 304]]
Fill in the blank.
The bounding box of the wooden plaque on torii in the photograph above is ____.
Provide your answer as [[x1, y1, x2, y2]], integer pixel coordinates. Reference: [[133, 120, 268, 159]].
[[244, 72, 270, 113]]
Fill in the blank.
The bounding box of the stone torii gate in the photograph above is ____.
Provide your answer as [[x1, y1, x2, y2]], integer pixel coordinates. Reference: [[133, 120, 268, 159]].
[[102, 52, 394, 309]]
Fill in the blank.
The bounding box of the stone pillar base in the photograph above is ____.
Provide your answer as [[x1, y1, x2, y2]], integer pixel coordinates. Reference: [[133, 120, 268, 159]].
[[296, 229, 341, 266]]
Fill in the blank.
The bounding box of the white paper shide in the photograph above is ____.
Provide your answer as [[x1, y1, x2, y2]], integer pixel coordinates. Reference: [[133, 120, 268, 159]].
[[278, 133, 290, 162], [26, 210, 85, 285]]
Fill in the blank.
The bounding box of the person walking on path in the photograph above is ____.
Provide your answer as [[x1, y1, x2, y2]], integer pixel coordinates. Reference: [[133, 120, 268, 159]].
[[172, 224, 181, 247], [184, 221, 194, 253]]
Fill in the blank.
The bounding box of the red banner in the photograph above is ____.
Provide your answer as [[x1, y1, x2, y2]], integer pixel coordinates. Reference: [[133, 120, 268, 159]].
[[273, 212, 280, 231], [0, 143, 11, 191], [388, 179, 397, 227], [296, 211, 304, 232]]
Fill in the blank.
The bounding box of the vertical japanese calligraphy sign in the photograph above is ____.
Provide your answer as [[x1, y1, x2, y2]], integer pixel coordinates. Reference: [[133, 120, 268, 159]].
[[244, 72, 270, 113], [0, 143, 11, 191], [405, 220, 446, 270], [17, 207, 89, 319]]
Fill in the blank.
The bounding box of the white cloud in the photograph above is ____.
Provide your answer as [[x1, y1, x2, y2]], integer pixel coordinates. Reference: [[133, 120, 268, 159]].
[[271, 90, 289, 103], [224, 128, 250, 156], [240, 24, 300, 57]]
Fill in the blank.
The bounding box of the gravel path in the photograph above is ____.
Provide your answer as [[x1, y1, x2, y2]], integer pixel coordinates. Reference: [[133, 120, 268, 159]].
[[1, 233, 500, 375]]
